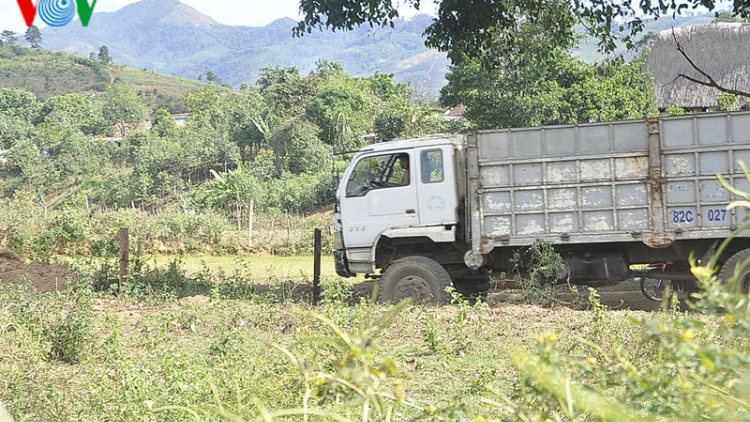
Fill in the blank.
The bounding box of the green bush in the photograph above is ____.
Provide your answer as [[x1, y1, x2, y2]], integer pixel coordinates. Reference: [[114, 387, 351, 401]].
[[49, 209, 89, 254], [717, 92, 739, 111], [149, 206, 230, 246], [0, 192, 48, 258], [43, 298, 92, 364], [667, 105, 685, 116]]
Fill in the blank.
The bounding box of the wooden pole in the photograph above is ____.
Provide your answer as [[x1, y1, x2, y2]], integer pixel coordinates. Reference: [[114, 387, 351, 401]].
[[313, 228, 322, 305], [119, 228, 129, 286], [247, 200, 255, 248]]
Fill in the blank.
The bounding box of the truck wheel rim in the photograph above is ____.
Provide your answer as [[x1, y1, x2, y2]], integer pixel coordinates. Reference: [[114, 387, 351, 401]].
[[396, 274, 432, 302]]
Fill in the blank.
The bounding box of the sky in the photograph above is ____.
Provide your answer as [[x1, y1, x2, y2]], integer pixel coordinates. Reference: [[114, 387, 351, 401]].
[[0, 0, 437, 33]]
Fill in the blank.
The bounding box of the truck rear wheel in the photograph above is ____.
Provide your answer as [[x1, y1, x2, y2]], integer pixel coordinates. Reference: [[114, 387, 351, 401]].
[[378, 256, 452, 305], [718, 249, 750, 294]]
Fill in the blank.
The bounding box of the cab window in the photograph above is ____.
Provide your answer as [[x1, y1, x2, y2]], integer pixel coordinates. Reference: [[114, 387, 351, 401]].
[[421, 149, 444, 183], [346, 153, 411, 197]]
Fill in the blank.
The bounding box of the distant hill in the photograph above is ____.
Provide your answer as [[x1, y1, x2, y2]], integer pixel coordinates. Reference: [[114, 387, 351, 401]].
[[41, 0, 450, 94], [0, 45, 210, 105]]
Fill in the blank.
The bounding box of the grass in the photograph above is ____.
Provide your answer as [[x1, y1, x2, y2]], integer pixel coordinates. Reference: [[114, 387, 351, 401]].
[[0, 46, 108, 99], [0, 272, 709, 422], [144, 254, 339, 280]]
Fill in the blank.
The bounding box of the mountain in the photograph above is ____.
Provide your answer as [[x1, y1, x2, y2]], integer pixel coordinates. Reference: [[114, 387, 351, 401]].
[[41, 0, 449, 94]]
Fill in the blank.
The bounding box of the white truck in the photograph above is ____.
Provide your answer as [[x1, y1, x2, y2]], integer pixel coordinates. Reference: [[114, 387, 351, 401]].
[[334, 111, 750, 303]]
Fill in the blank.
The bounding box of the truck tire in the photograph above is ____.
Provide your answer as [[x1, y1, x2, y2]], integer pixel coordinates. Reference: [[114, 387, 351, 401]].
[[378, 256, 452, 305], [718, 248, 750, 294]]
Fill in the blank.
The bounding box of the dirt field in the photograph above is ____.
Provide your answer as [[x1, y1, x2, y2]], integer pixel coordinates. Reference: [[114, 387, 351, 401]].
[[0, 251, 72, 293]]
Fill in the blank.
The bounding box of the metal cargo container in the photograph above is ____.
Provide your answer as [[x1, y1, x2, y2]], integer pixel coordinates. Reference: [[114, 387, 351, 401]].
[[467, 111, 750, 255]]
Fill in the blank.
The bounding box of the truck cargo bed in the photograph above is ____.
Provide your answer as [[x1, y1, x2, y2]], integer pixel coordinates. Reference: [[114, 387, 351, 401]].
[[466, 111, 750, 254]]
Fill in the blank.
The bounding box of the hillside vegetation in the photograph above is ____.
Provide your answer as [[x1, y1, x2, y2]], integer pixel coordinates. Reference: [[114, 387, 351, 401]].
[[0, 45, 210, 105], [0, 46, 109, 98], [0, 52, 470, 259], [0, 30, 662, 259]]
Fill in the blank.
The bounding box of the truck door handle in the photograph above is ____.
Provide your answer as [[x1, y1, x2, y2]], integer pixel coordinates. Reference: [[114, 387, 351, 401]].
[[405, 209, 416, 214]]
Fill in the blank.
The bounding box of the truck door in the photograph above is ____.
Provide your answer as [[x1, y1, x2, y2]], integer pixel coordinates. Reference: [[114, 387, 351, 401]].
[[416, 146, 458, 226], [341, 151, 420, 248]]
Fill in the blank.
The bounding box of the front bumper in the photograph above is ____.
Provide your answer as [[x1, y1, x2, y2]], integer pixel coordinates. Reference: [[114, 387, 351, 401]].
[[334, 250, 355, 278]]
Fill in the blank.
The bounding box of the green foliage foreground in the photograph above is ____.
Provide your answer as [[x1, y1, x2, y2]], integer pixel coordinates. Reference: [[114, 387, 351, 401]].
[[0, 249, 747, 421]]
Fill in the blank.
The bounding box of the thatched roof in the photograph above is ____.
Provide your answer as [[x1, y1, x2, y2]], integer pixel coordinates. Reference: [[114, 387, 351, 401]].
[[645, 23, 750, 110]]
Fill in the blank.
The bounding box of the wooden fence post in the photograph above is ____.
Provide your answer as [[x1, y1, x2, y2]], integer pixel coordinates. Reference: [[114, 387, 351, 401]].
[[313, 228, 322, 305], [119, 228, 129, 286]]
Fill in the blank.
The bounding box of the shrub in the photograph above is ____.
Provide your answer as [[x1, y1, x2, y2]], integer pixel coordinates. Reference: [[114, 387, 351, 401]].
[[717, 92, 739, 111], [44, 298, 92, 364], [667, 105, 685, 116], [49, 209, 89, 254], [149, 206, 230, 246]]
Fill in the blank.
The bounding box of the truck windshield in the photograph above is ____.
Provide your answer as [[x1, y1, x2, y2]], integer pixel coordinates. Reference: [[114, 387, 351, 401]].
[[346, 153, 409, 197]]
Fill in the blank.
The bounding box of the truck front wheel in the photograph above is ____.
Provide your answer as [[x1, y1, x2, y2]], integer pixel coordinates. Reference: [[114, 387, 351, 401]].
[[378, 256, 452, 305]]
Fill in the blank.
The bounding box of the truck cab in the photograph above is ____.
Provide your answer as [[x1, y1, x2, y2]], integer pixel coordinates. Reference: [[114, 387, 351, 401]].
[[334, 137, 462, 287]]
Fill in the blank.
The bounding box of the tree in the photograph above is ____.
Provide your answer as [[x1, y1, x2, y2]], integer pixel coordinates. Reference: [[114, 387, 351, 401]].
[[714, 10, 749, 23], [208, 163, 261, 246], [51, 126, 111, 179], [305, 81, 372, 151], [102, 84, 147, 136], [257, 66, 318, 118], [8, 139, 57, 191], [0, 115, 34, 149], [98, 45, 112, 65], [0, 88, 41, 148], [0, 88, 40, 120], [295, 0, 749, 60], [442, 53, 658, 129], [152, 108, 178, 138], [25, 25, 42, 48], [36, 94, 109, 136], [206, 71, 224, 86], [314, 59, 346, 80], [222, 90, 270, 160], [269, 118, 330, 173], [0, 31, 18, 46]]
